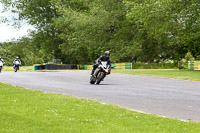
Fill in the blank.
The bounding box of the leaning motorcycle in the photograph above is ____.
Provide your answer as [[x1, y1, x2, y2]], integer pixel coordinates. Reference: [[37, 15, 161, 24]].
[[0, 61, 4, 73], [14, 61, 21, 72], [90, 61, 110, 84]]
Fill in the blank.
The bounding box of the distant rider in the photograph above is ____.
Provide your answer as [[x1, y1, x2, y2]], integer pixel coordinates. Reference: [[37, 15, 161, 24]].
[[91, 51, 111, 75], [0, 57, 5, 65], [13, 57, 21, 68]]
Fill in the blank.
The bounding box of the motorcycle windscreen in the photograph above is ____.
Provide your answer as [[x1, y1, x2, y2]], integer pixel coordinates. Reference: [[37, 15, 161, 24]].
[[0, 62, 3, 66], [101, 61, 107, 68]]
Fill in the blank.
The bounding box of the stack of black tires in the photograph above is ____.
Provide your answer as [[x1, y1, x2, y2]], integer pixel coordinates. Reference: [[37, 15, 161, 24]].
[[34, 64, 78, 70]]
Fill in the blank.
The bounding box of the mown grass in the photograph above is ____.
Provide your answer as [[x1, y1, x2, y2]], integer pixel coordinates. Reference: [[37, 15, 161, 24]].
[[3, 66, 34, 71], [0, 83, 200, 132], [113, 69, 200, 81]]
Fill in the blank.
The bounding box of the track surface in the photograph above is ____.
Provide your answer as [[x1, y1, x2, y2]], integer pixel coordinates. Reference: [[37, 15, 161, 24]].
[[0, 71, 200, 122]]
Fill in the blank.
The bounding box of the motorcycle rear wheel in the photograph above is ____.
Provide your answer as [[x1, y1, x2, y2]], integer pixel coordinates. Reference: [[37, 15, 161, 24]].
[[90, 75, 96, 84]]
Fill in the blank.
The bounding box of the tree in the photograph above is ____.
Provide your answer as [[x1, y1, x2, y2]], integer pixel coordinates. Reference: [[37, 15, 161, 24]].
[[1, 0, 200, 65]]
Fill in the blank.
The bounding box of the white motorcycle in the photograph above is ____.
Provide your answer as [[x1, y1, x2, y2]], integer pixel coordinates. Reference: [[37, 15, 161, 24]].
[[14, 61, 21, 72], [0, 61, 4, 73], [90, 61, 110, 84]]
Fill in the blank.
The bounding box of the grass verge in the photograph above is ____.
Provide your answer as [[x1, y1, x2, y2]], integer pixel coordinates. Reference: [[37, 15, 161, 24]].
[[113, 69, 200, 81], [3, 66, 34, 71], [0, 83, 200, 132]]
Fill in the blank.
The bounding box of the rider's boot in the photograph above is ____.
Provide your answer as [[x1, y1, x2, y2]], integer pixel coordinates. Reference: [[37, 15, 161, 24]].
[[91, 69, 95, 75]]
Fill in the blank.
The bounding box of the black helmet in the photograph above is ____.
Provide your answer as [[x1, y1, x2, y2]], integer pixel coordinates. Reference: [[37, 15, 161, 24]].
[[105, 51, 110, 56]]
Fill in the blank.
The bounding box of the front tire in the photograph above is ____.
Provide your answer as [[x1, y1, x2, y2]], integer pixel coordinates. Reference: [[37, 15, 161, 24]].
[[15, 66, 18, 72], [96, 72, 104, 84], [0, 66, 2, 73]]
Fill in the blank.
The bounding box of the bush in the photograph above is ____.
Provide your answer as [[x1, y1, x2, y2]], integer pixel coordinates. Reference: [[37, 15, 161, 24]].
[[196, 55, 200, 60], [132, 63, 177, 69], [185, 51, 195, 61]]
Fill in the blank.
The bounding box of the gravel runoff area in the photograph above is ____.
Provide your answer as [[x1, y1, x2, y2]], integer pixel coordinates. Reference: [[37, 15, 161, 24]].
[[0, 71, 200, 122]]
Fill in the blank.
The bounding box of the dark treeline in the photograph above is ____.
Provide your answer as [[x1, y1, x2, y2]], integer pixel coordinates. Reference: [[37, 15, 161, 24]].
[[0, 0, 200, 65]]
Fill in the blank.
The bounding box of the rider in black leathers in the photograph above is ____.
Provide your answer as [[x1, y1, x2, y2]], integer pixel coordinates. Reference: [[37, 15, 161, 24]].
[[91, 51, 111, 75]]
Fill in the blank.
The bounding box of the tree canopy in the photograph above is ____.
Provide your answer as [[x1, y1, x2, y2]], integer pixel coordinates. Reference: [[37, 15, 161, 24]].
[[0, 0, 199, 65]]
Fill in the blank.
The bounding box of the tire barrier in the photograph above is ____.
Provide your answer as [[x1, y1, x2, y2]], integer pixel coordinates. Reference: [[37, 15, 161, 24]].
[[78, 65, 92, 70], [34, 64, 78, 71], [34, 63, 132, 71], [79, 63, 132, 70], [112, 62, 132, 69], [188, 61, 200, 70]]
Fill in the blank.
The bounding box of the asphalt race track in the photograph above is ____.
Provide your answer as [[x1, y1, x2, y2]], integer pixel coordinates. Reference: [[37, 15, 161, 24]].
[[0, 71, 200, 122]]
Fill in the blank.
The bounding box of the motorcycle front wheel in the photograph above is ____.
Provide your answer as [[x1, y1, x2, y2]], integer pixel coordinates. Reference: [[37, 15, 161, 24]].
[[96, 72, 105, 84], [15, 66, 18, 72]]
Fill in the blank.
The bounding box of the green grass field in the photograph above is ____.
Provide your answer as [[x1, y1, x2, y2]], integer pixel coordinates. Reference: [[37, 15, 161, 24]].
[[0, 83, 200, 132], [113, 69, 200, 81]]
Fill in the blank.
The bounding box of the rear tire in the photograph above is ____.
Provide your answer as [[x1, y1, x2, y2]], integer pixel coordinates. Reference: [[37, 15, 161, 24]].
[[0, 66, 2, 73], [90, 75, 96, 84], [90, 81, 95, 84]]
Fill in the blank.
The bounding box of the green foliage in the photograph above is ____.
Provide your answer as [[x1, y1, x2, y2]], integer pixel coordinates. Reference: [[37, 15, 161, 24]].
[[185, 51, 195, 62], [1, 0, 200, 65], [196, 55, 200, 60], [0, 43, 15, 66]]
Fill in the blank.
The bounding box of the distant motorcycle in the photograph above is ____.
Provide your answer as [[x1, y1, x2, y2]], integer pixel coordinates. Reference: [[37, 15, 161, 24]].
[[0, 61, 4, 73], [90, 61, 110, 84], [14, 61, 21, 72]]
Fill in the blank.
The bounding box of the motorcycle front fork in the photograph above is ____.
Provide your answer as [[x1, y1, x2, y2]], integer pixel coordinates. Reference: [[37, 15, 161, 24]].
[[94, 69, 103, 77], [94, 69, 106, 79]]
